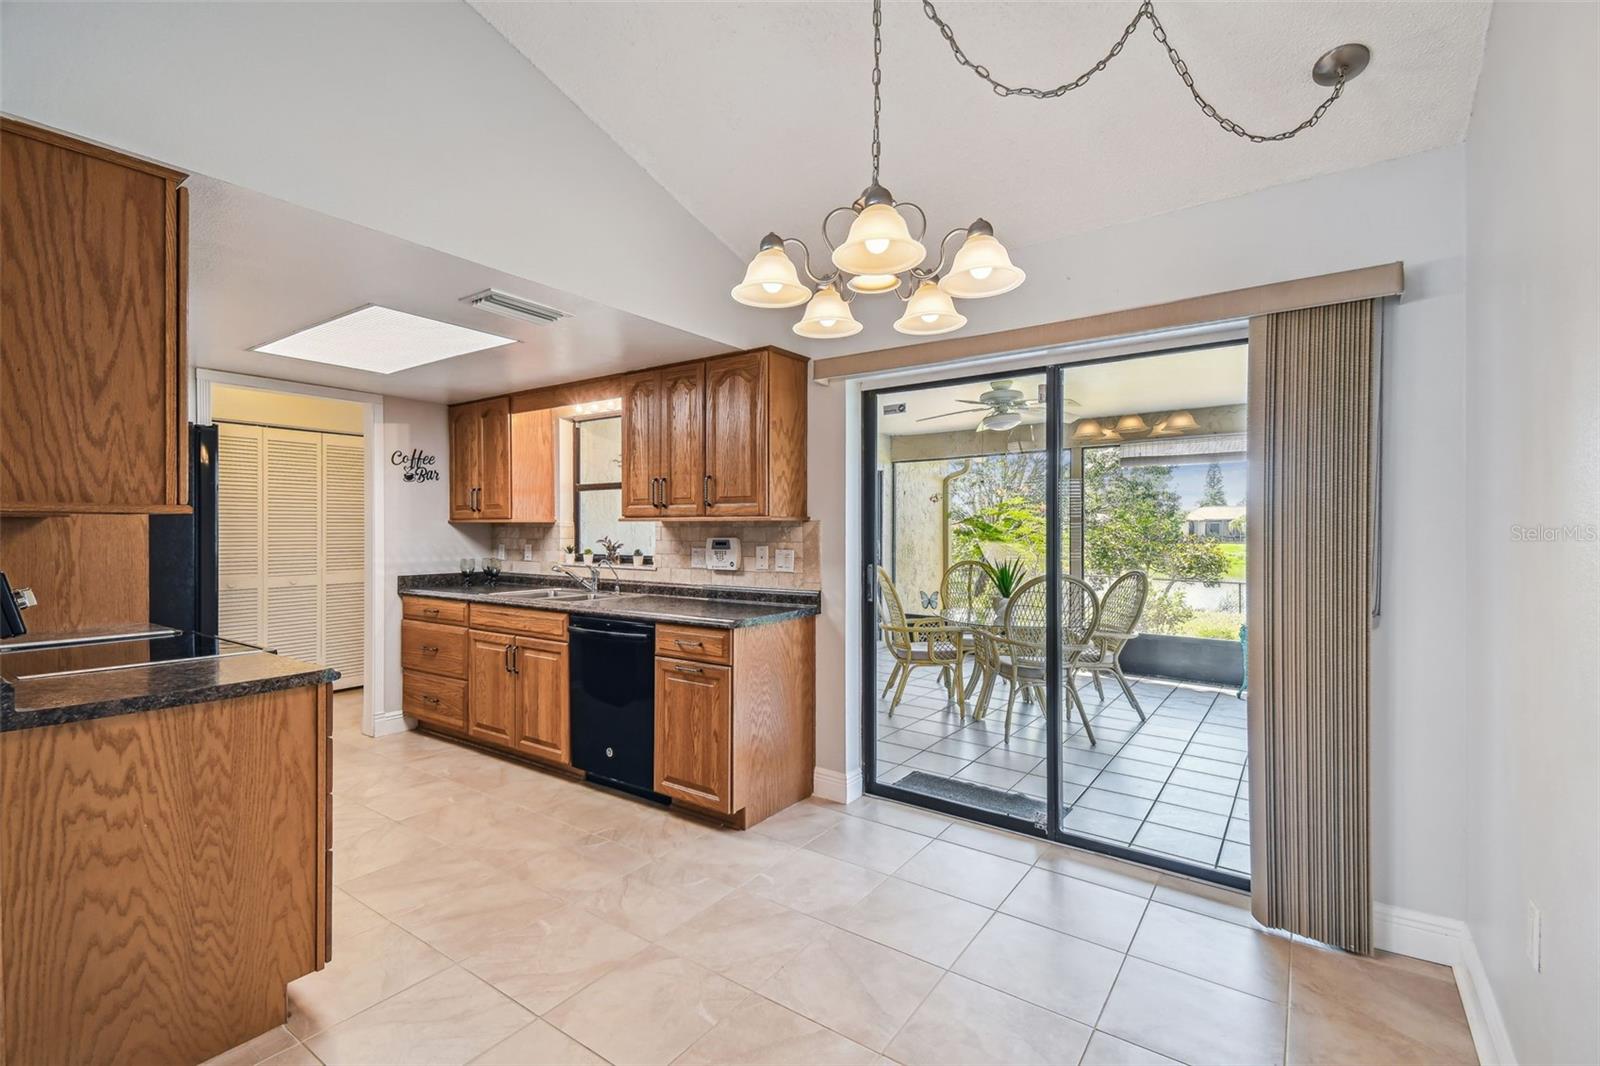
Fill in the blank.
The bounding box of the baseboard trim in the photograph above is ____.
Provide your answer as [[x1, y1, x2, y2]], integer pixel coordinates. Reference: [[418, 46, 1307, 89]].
[[1373, 902, 1466, 966], [1454, 933, 1519, 1066], [813, 767, 863, 804], [1373, 903, 1517, 1065], [371, 708, 411, 738]]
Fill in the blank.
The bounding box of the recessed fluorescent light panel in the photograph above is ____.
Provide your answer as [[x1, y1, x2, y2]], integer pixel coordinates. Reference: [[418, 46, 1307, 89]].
[[253, 305, 515, 374]]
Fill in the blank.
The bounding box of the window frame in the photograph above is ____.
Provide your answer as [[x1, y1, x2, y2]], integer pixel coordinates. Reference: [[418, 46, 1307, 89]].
[[572, 414, 623, 552]]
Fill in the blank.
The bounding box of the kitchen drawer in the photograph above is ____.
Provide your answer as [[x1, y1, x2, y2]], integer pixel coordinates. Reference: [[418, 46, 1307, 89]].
[[403, 670, 467, 730], [654, 623, 732, 665], [401, 619, 469, 679], [468, 602, 568, 640], [402, 596, 468, 625]]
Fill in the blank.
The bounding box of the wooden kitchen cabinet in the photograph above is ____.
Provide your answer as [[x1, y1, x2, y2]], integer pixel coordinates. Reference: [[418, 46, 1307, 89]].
[[0, 119, 189, 515], [655, 656, 734, 813], [652, 617, 815, 825], [621, 348, 807, 521], [512, 637, 570, 764], [449, 399, 556, 523], [467, 631, 518, 746]]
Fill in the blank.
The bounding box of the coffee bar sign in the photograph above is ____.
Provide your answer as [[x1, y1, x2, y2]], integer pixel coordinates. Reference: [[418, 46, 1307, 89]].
[[392, 448, 439, 484]]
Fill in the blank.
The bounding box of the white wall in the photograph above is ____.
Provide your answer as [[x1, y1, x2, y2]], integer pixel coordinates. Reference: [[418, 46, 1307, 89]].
[[0, 0, 764, 350], [815, 143, 1474, 924], [377, 396, 491, 733], [1462, 4, 1599, 1063]]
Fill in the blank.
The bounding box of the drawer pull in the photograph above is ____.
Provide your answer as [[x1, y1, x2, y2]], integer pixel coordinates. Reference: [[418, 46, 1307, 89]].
[[673, 664, 704, 675], [420, 644, 439, 654], [419, 694, 440, 705], [423, 607, 440, 616], [674, 639, 703, 648]]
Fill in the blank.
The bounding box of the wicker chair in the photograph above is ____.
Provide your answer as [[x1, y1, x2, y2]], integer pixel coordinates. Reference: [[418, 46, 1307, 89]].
[[1076, 570, 1150, 720], [982, 576, 1103, 742], [940, 559, 996, 699], [876, 566, 966, 717]]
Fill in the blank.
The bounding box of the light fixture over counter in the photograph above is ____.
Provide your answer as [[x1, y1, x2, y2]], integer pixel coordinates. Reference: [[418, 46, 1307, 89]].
[[732, 0, 1367, 341]]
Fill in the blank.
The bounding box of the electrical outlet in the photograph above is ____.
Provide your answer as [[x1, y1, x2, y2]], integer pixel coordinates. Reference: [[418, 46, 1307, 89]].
[[522, 545, 533, 561], [691, 547, 707, 568], [774, 548, 796, 573], [496, 544, 506, 560], [1526, 901, 1542, 973], [754, 545, 770, 570]]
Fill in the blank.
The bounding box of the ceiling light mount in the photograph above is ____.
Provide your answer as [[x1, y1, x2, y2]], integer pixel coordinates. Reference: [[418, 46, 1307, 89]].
[[1312, 43, 1372, 87]]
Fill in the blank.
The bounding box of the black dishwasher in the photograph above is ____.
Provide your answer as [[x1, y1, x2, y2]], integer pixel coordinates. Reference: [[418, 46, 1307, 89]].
[[568, 614, 661, 799]]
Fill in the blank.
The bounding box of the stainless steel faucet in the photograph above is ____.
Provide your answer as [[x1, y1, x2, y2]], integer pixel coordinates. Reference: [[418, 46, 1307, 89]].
[[551, 560, 621, 596]]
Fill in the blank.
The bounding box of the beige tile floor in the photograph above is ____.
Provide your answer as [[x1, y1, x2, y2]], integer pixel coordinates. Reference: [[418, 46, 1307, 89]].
[[208, 689, 1478, 1066]]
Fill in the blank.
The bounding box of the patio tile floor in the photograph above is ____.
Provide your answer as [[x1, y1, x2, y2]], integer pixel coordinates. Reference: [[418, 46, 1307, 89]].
[[874, 649, 1250, 879]]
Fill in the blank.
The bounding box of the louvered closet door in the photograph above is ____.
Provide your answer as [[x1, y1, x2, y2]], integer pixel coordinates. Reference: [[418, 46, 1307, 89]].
[[321, 435, 366, 689], [264, 427, 323, 664], [216, 424, 265, 645]]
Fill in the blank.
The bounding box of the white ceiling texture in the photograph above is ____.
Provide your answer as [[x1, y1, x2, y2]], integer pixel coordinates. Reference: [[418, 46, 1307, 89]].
[[474, 1, 1490, 262]]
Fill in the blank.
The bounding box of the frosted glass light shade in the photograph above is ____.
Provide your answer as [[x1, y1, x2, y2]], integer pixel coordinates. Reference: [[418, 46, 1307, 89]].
[[980, 411, 1022, 433], [1163, 410, 1200, 432], [1115, 413, 1150, 433], [832, 204, 925, 276], [847, 272, 901, 294], [731, 247, 810, 308], [1070, 419, 1104, 441], [939, 232, 1025, 298], [894, 281, 967, 336], [792, 284, 862, 339]]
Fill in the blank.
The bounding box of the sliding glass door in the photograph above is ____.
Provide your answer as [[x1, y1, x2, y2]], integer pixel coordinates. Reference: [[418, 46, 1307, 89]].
[[864, 343, 1251, 887]]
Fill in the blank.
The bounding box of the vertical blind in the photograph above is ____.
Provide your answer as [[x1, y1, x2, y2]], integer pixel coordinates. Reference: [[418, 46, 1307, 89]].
[[1246, 299, 1378, 953]]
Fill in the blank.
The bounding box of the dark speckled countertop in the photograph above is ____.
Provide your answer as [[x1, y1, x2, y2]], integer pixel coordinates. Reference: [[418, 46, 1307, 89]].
[[399, 573, 820, 629], [0, 650, 338, 733]]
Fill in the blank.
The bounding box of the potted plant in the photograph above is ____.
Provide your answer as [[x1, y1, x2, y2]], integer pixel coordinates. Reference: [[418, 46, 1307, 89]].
[[581, 546, 594, 563], [633, 548, 644, 565], [563, 545, 576, 564], [982, 555, 1030, 613], [598, 536, 624, 563]]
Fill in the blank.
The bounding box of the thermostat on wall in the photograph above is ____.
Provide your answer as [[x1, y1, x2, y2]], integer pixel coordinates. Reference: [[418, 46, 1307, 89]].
[[706, 537, 741, 572]]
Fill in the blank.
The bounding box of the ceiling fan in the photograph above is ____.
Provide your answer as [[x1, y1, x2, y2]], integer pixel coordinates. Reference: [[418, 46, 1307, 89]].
[[914, 379, 1077, 433]]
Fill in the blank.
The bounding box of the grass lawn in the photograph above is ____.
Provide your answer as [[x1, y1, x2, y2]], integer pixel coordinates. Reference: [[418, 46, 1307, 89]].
[[1217, 543, 1247, 580]]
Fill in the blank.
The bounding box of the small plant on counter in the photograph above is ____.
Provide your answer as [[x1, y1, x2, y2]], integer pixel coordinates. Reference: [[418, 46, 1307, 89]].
[[598, 536, 624, 562], [563, 545, 576, 563], [581, 547, 594, 562]]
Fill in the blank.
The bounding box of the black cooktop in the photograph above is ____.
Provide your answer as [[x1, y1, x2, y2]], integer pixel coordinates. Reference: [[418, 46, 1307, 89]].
[[0, 627, 264, 682]]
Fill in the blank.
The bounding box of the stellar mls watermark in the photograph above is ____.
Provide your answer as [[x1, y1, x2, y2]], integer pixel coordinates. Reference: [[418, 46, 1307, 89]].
[[1509, 523, 1598, 544]]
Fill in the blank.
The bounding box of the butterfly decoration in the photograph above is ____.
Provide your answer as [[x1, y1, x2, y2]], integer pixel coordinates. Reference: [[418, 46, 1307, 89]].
[[918, 591, 939, 610]]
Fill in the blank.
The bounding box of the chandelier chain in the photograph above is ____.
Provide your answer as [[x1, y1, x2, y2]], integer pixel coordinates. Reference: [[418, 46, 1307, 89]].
[[871, 0, 883, 185], [919, 0, 1347, 143]]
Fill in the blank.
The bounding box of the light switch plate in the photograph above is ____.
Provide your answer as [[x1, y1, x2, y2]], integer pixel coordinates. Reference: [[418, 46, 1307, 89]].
[[691, 547, 707, 568], [754, 545, 770, 570], [774, 548, 796, 573], [522, 545, 533, 561], [495, 544, 506, 560]]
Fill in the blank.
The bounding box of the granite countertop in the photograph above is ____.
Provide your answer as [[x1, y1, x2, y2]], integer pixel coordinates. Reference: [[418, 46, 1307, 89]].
[[399, 573, 820, 629], [0, 651, 338, 733]]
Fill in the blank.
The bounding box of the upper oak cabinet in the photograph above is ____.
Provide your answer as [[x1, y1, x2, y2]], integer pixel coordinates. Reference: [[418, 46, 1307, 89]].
[[621, 347, 807, 521], [1, 119, 189, 514], [449, 398, 556, 523]]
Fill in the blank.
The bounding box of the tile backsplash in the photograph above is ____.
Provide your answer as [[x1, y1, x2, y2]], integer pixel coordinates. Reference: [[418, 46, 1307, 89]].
[[492, 520, 821, 590]]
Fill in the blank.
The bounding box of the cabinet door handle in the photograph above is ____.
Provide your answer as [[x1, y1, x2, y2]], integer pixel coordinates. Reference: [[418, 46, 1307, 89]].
[[703, 474, 713, 507], [504, 643, 515, 673], [674, 639, 703, 648], [658, 476, 669, 508], [673, 664, 704, 675]]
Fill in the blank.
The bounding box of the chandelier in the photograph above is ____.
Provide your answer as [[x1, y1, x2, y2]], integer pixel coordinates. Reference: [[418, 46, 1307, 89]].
[[731, 0, 1369, 341]]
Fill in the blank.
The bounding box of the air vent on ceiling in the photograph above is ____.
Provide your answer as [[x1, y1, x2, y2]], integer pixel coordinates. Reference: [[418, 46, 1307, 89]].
[[462, 288, 568, 326]]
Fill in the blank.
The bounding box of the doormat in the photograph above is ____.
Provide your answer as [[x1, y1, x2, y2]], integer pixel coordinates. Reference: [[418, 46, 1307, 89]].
[[894, 771, 1047, 824]]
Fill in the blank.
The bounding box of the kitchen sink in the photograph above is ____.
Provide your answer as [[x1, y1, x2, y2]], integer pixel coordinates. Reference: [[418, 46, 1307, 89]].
[[485, 587, 597, 601]]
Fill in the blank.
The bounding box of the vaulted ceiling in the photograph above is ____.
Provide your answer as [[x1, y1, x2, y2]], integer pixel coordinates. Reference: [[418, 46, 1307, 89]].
[[473, 1, 1490, 259]]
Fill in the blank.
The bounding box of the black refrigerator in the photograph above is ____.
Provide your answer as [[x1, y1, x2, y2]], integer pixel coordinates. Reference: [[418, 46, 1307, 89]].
[[148, 423, 220, 635]]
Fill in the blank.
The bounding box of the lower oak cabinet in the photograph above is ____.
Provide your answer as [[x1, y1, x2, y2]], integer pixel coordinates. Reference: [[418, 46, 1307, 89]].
[[654, 658, 733, 811], [398, 595, 815, 827]]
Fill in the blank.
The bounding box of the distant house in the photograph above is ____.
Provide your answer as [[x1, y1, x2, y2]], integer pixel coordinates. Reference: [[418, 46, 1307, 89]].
[[1185, 505, 1246, 540]]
